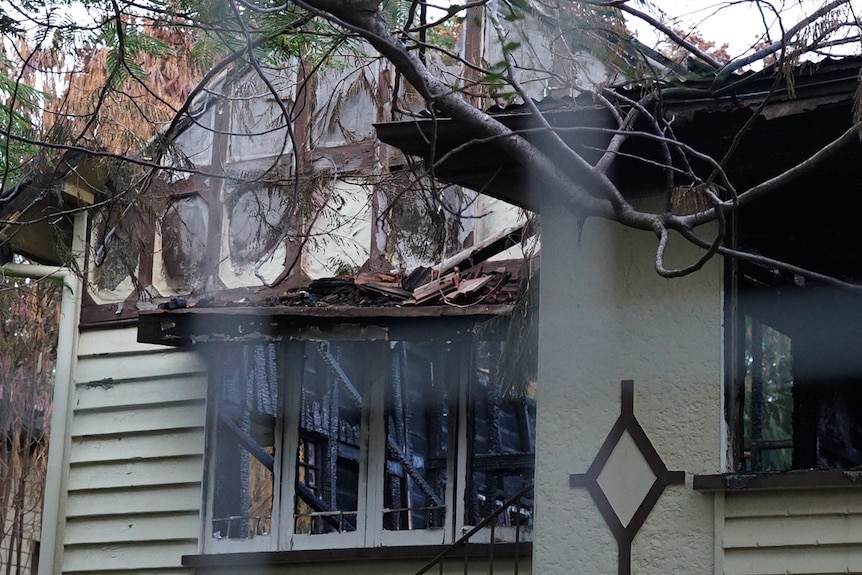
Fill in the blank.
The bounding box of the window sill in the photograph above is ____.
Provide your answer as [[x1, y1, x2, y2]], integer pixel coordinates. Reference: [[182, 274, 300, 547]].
[[182, 542, 533, 568], [693, 468, 862, 492]]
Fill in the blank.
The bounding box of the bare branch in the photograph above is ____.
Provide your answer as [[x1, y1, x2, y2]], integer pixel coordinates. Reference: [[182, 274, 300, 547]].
[[719, 0, 853, 77], [585, 0, 724, 70]]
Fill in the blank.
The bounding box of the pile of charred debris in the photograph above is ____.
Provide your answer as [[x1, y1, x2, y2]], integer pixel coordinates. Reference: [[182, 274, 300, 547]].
[[278, 259, 526, 308], [277, 222, 536, 309], [158, 223, 536, 311]]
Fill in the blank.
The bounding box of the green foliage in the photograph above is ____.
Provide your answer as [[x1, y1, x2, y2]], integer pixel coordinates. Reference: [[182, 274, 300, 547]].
[[0, 59, 44, 189], [425, 14, 462, 51], [99, 21, 176, 85], [744, 317, 794, 471]]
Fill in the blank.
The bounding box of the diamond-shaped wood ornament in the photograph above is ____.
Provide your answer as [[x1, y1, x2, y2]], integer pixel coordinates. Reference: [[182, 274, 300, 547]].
[[569, 380, 685, 575]]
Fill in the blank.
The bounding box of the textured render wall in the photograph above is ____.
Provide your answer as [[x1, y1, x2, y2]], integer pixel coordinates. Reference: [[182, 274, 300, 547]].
[[533, 200, 722, 575]]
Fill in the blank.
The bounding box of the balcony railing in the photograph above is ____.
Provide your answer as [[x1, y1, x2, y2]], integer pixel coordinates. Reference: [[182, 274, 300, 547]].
[[414, 482, 533, 575]]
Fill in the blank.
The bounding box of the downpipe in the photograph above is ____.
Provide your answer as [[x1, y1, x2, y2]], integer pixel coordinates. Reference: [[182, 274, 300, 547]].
[[1, 262, 83, 575]]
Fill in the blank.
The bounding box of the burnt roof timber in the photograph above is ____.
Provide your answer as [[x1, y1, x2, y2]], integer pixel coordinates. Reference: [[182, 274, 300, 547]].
[[375, 57, 862, 214]]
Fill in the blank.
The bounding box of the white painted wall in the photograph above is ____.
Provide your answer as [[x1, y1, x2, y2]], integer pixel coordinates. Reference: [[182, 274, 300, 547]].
[[533, 196, 722, 575]]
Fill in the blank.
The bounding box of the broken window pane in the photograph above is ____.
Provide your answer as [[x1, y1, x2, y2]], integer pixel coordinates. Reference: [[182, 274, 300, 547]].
[[743, 316, 793, 471], [91, 208, 142, 294], [207, 333, 538, 548], [733, 267, 862, 472], [465, 341, 535, 529], [227, 186, 293, 270], [295, 341, 366, 535], [383, 341, 449, 531], [161, 194, 208, 291], [212, 344, 278, 539]]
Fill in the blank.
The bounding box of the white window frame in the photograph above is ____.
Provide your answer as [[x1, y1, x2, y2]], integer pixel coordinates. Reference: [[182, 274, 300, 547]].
[[202, 335, 533, 554]]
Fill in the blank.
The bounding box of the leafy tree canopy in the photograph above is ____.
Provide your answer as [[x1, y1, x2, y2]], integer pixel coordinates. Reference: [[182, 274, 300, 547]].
[[0, 0, 859, 286]]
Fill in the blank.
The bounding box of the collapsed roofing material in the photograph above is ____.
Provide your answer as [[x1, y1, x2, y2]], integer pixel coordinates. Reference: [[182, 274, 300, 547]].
[[159, 221, 536, 311]]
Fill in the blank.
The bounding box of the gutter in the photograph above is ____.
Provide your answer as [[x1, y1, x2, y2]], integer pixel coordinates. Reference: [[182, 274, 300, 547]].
[[1, 232, 84, 575]]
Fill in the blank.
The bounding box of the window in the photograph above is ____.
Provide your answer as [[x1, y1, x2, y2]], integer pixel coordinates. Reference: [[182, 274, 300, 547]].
[[160, 194, 209, 292], [728, 263, 862, 472], [204, 334, 535, 553], [737, 315, 793, 471]]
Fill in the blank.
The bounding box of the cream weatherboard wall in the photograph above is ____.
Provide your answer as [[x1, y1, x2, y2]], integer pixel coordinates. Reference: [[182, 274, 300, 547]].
[[58, 327, 206, 574], [717, 489, 862, 575], [532, 197, 723, 575]]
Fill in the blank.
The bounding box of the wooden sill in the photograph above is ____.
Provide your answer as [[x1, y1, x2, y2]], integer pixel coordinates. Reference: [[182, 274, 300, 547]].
[[182, 542, 532, 567], [693, 468, 862, 491]]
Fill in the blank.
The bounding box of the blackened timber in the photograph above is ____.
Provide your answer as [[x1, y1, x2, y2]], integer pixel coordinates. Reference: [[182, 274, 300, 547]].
[[182, 542, 533, 567], [471, 453, 535, 472], [219, 412, 275, 472], [315, 342, 363, 407], [435, 222, 535, 277], [385, 434, 444, 508], [693, 468, 862, 491], [138, 304, 512, 347], [295, 482, 355, 532]]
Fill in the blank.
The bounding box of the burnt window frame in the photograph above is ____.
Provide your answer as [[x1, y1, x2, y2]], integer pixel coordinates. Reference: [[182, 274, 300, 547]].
[[725, 260, 862, 474], [201, 328, 536, 554]]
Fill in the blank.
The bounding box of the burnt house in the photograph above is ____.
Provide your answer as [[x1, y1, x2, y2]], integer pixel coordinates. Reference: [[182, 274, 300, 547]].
[[377, 56, 862, 574], [23, 15, 546, 574], [15, 11, 862, 575]]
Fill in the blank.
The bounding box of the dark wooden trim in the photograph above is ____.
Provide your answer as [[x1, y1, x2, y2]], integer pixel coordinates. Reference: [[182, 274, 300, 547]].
[[295, 62, 312, 171], [462, 5, 484, 108], [693, 469, 862, 491], [80, 317, 139, 330], [142, 303, 511, 319], [79, 297, 139, 324], [181, 542, 532, 568], [569, 380, 685, 575], [310, 141, 377, 173], [137, 304, 512, 346]]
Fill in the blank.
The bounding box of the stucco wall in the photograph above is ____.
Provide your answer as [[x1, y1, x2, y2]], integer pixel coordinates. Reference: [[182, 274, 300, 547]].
[[533, 201, 722, 575]]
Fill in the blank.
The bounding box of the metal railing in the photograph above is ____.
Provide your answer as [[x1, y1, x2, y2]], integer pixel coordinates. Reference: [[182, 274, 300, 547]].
[[414, 482, 533, 575]]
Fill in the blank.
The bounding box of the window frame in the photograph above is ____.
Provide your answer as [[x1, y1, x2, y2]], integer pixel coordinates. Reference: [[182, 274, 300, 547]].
[[724, 259, 862, 475], [278, 340, 460, 550], [201, 328, 533, 554]]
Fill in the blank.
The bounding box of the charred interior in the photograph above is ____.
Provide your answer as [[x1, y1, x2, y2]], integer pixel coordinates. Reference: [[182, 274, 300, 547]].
[[208, 333, 536, 543], [728, 82, 862, 472]]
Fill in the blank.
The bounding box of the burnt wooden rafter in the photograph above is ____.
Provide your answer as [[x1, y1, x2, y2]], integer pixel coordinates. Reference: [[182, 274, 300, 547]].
[[385, 434, 444, 508], [569, 380, 685, 575], [315, 341, 363, 407], [219, 411, 275, 472]]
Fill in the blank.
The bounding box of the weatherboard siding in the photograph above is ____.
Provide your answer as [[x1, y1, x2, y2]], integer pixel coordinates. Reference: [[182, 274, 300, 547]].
[[62, 327, 206, 574], [721, 488, 862, 575]]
